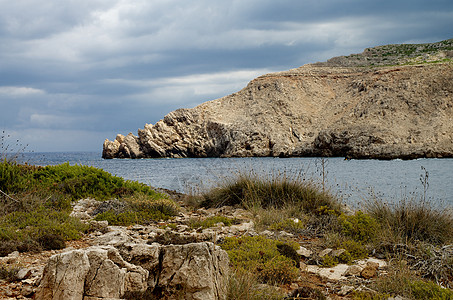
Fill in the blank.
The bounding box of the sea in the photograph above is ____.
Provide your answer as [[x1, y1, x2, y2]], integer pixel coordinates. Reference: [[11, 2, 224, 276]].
[[16, 152, 453, 208]]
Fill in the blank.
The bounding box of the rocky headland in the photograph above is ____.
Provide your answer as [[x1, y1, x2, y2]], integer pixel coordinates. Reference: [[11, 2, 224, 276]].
[[103, 39, 453, 160]]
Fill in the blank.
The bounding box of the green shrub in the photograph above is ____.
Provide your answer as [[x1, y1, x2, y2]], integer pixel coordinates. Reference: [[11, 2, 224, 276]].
[[94, 197, 179, 226], [339, 211, 379, 243], [188, 215, 236, 229], [341, 239, 368, 260], [0, 209, 88, 241], [409, 280, 453, 299], [220, 236, 300, 284], [0, 160, 172, 255], [352, 291, 390, 300], [260, 255, 300, 284], [269, 217, 306, 233], [371, 260, 453, 299], [37, 233, 66, 251], [32, 163, 164, 201]]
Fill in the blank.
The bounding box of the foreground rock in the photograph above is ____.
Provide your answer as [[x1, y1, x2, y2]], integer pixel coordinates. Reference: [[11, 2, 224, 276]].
[[36, 242, 228, 300], [103, 40, 453, 159]]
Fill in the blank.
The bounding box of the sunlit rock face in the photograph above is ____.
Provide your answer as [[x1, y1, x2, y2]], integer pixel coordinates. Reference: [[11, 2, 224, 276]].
[[103, 42, 453, 160]]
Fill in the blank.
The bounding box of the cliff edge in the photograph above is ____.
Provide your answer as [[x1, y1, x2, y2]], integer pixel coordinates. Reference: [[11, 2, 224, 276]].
[[103, 40, 453, 159]]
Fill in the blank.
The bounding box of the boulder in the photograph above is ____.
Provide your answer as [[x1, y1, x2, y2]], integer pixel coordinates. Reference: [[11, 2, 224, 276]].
[[36, 246, 148, 300], [36, 242, 229, 300], [152, 242, 229, 300], [360, 261, 379, 279], [36, 249, 90, 300]]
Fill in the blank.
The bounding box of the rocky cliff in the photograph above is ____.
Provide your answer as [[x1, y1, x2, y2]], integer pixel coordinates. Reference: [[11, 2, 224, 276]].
[[103, 40, 453, 159]]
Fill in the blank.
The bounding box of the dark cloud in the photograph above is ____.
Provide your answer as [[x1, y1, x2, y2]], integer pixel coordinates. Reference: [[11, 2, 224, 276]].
[[0, 0, 452, 152]]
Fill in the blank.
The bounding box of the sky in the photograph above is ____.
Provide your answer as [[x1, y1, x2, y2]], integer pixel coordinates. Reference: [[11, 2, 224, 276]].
[[1, 0, 452, 153]]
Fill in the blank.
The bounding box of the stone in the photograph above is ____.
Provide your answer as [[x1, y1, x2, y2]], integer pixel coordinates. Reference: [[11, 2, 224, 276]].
[[306, 264, 349, 281], [360, 261, 379, 279], [318, 248, 333, 257], [338, 285, 355, 296], [94, 229, 134, 247], [278, 231, 294, 238], [70, 198, 100, 221], [157, 242, 229, 300], [36, 246, 148, 300], [89, 220, 110, 233], [20, 284, 34, 297], [36, 249, 90, 300], [16, 268, 32, 280], [331, 249, 346, 257], [296, 246, 312, 258], [343, 265, 363, 276]]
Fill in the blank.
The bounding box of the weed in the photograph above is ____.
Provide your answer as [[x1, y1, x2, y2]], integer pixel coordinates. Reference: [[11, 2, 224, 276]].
[[0, 265, 20, 282], [220, 236, 300, 284], [366, 197, 453, 245], [94, 197, 179, 226], [339, 211, 379, 243], [351, 291, 390, 300], [0, 131, 29, 163], [187, 215, 236, 229], [227, 269, 284, 300], [371, 261, 453, 299], [200, 171, 342, 215], [37, 233, 66, 251]]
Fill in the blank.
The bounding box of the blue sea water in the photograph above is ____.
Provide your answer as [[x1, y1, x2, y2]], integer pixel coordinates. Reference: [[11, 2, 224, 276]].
[[17, 152, 453, 208]]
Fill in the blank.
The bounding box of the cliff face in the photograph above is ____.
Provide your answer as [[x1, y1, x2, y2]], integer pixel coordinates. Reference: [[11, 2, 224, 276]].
[[103, 38, 453, 159], [103, 62, 453, 159]]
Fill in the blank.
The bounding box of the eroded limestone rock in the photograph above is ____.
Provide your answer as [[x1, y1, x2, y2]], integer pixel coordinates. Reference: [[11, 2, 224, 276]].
[[103, 62, 453, 160], [36, 242, 228, 300]]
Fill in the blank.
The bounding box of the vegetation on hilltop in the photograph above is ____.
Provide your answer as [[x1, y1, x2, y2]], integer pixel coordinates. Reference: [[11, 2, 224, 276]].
[[318, 38, 453, 67]]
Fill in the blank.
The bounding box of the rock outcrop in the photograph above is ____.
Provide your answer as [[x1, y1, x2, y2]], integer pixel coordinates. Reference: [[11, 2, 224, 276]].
[[36, 242, 229, 300], [103, 40, 453, 159]]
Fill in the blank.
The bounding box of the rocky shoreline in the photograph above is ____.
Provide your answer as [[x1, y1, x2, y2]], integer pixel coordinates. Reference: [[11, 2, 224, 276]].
[[103, 62, 453, 160]]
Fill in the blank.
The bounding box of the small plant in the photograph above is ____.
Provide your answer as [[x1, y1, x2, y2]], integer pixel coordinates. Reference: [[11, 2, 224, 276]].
[[220, 236, 300, 284], [187, 215, 236, 229], [268, 217, 306, 233], [420, 166, 429, 202], [0, 265, 20, 282], [1, 131, 29, 163], [371, 261, 453, 299], [227, 269, 284, 300], [37, 233, 66, 251], [339, 211, 379, 243]]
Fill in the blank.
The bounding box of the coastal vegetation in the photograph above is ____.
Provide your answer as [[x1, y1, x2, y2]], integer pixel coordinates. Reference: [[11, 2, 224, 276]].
[[193, 170, 453, 299], [1, 153, 452, 299], [0, 159, 175, 255]]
